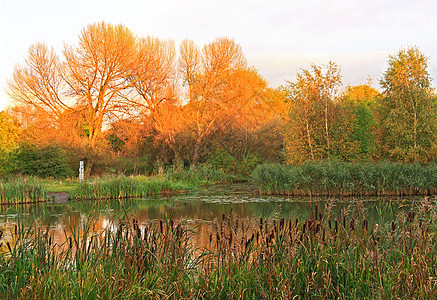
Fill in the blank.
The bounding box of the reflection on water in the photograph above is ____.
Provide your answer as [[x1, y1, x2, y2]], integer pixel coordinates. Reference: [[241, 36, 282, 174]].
[[0, 189, 423, 255]]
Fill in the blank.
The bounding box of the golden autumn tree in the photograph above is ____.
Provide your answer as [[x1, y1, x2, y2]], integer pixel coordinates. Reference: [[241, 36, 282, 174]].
[[129, 36, 183, 160], [212, 68, 286, 166], [284, 62, 357, 163], [8, 43, 70, 126], [9, 22, 138, 148], [0, 111, 20, 176], [8, 22, 141, 174], [179, 37, 250, 164], [63, 22, 138, 148]]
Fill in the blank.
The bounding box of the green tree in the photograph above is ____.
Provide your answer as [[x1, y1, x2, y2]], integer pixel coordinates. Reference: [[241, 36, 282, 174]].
[[283, 62, 356, 163], [341, 84, 380, 159], [378, 46, 437, 162], [0, 111, 20, 176]]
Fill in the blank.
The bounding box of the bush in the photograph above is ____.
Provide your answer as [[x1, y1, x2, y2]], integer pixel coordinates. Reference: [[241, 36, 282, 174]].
[[12, 144, 74, 179]]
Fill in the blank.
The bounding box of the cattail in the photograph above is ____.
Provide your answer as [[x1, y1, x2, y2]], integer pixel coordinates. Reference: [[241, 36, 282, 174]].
[[260, 217, 263, 232], [319, 213, 323, 222], [14, 224, 17, 235], [408, 211, 415, 223], [175, 224, 180, 239], [159, 219, 163, 234], [222, 213, 225, 222], [229, 231, 233, 246], [350, 217, 355, 231], [328, 219, 332, 230], [316, 223, 321, 234], [245, 234, 254, 250], [315, 203, 318, 221], [295, 218, 299, 228], [302, 222, 306, 234], [144, 225, 148, 242], [334, 219, 338, 233], [170, 219, 174, 231], [308, 220, 313, 233], [363, 219, 368, 232], [280, 218, 284, 231], [6, 241, 12, 253], [342, 212, 346, 229], [391, 221, 395, 233]]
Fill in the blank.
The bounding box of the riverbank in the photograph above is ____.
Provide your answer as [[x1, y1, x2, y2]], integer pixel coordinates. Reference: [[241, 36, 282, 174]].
[[0, 165, 236, 204], [2, 161, 437, 204]]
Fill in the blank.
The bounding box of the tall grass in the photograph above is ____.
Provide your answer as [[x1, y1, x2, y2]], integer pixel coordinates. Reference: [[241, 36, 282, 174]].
[[0, 177, 47, 204], [68, 165, 234, 201], [2, 199, 437, 298], [68, 175, 192, 201], [252, 161, 437, 196]]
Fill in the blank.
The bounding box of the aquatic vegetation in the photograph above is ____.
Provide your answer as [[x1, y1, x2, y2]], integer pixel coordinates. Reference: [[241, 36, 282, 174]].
[[1, 199, 437, 298], [68, 175, 191, 200], [252, 161, 437, 196], [0, 177, 47, 204]]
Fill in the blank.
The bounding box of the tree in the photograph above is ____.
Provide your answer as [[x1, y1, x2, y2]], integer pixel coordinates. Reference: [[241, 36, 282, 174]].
[[8, 22, 141, 175], [284, 62, 356, 163], [9, 22, 138, 148], [0, 111, 20, 176], [8, 43, 70, 125], [63, 22, 138, 148], [341, 84, 380, 159], [378, 46, 437, 162], [178, 37, 248, 164]]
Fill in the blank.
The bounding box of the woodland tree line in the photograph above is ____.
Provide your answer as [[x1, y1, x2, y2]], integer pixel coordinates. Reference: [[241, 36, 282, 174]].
[[0, 22, 436, 178]]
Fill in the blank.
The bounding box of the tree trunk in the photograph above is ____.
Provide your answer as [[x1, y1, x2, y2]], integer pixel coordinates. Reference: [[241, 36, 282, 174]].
[[305, 118, 315, 160]]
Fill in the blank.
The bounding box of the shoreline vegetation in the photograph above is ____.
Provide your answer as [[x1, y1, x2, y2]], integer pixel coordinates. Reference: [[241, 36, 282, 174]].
[[1, 161, 437, 204], [252, 161, 437, 197], [1, 200, 437, 298], [0, 165, 235, 205]]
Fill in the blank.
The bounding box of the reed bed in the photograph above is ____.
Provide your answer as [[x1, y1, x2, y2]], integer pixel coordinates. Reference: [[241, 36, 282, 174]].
[[0, 177, 47, 205], [68, 175, 191, 201], [2, 199, 437, 298], [251, 161, 437, 196]]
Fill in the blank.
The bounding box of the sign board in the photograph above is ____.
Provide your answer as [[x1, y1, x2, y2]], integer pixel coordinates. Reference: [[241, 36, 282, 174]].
[[79, 161, 84, 182]]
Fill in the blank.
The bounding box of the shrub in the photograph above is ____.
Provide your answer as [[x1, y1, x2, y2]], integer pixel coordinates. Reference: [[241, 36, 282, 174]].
[[12, 144, 74, 179]]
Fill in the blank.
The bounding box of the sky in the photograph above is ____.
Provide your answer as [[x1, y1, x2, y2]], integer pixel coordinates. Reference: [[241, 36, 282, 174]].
[[1, 0, 437, 110]]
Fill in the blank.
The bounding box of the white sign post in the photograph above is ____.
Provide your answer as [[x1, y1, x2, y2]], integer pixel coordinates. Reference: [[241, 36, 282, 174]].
[[79, 161, 84, 182]]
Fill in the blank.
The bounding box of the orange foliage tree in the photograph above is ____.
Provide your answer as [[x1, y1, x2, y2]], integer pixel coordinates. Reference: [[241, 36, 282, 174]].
[[179, 37, 270, 164]]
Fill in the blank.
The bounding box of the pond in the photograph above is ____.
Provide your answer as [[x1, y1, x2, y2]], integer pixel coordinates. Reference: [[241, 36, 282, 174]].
[[0, 184, 424, 254]]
